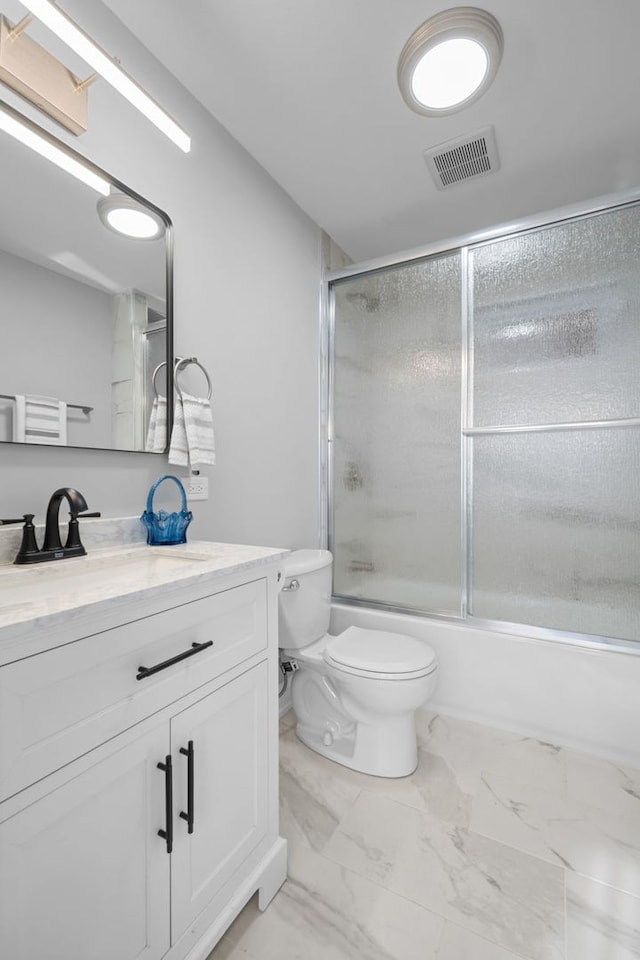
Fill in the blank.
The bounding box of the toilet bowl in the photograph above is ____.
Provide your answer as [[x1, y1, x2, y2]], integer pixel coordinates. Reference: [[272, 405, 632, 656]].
[[279, 549, 438, 777]]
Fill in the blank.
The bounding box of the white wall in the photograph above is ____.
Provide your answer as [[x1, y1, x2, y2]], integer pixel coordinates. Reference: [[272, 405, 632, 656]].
[[0, 0, 322, 550], [331, 603, 640, 766], [0, 250, 113, 447]]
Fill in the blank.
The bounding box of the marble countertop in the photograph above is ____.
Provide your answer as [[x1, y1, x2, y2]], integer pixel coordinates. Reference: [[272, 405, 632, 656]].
[[0, 540, 288, 657]]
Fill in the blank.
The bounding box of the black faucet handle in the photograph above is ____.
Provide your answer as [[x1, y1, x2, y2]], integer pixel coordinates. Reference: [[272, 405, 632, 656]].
[[14, 514, 40, 564], [0, 515, 31, 525], [65, 510, 101, 552]]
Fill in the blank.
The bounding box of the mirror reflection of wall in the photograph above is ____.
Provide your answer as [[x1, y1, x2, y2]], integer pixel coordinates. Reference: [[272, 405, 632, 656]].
[[0, 248, 112, 445], [0, 113, 171, 453]]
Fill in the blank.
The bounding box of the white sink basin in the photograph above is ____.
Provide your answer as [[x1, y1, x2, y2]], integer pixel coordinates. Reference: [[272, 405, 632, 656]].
[[148, 547, 212, 561], [0, 546, 212, 610]]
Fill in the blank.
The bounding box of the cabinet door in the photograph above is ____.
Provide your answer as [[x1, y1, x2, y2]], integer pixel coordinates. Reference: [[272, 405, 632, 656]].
[[171, 661, 268, 941], [0, 724, 170, 960]]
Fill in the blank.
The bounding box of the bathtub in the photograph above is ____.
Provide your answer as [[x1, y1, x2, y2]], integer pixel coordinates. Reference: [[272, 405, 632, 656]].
[[330, 600, 640, 767]]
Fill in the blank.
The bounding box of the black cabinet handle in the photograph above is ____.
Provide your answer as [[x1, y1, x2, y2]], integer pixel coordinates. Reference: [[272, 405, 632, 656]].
[[179, 740, 195, 834], [137, 640, 213, 681], [157, 755, 173, 854]]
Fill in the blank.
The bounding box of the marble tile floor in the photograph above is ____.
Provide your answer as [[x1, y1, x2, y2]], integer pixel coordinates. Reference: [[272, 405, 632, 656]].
[[208, 710, 640, 960]]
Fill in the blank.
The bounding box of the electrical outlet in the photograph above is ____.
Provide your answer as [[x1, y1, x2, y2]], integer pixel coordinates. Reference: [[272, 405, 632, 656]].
[[186, 475, 208, 501]]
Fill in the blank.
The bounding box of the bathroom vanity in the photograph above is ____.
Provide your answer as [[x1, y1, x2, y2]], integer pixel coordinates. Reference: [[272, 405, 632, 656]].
[[0, 540, 288, 960]]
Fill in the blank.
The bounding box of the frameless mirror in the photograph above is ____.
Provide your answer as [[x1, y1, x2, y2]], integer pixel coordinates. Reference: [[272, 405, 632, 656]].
[[0, 107, 172, 452]]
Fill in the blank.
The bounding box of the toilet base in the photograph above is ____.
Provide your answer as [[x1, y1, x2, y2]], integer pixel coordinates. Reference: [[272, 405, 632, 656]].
[[295, 713, 418, 779]]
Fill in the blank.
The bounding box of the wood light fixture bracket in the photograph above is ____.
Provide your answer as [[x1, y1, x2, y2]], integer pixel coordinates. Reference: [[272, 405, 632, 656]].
[[0, 13, 97, 134]]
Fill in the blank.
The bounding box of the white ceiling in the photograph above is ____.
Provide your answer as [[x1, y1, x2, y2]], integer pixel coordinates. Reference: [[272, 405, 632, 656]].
[[102, 0, 640, 262]]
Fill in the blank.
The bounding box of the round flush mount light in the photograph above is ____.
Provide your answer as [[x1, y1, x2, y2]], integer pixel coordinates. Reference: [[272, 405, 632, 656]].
[[97, 193, 166, 240], [398, 7, 503, 116]]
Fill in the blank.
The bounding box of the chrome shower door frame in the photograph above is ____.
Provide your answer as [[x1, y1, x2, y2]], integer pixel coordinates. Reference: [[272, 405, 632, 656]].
[[324, 186, 640, 654]]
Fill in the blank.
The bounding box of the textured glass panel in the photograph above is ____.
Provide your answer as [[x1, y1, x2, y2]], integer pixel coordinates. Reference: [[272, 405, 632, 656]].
[[332, 254, 462, 614], [143, 323, 166, 439], [471, 428, 640, 641], [471, 204, 640, 426]]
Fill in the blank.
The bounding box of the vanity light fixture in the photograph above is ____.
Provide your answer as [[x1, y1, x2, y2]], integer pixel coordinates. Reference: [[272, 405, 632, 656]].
[[18, 0, 191, 152], [97, 192, 165, 240], [0, 100, 109, 193], [397, 7, 503, 116]]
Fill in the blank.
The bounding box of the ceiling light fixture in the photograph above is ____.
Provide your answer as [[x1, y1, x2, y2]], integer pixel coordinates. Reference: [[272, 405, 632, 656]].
[[97, 193, 166, 240], [18, 0, 191, 152], [398, 7, 503, 116], [0, 100, 109, 193]]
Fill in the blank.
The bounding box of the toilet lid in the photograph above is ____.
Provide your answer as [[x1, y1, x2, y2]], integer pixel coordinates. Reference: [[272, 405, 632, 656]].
[[324, 626, 437, 678], [281, 549, 332, 576]]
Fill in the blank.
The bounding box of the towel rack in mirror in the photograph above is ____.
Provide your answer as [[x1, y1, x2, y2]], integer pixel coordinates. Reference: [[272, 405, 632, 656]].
[[152, 357, 182, 400], [0, 393, 93, 415]]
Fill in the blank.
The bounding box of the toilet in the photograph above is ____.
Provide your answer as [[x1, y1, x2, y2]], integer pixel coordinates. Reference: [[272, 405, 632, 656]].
[[279, 549, 438, 777]]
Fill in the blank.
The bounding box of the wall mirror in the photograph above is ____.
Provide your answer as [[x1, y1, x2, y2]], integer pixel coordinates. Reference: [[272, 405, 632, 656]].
[[0, 106, 172, 453]]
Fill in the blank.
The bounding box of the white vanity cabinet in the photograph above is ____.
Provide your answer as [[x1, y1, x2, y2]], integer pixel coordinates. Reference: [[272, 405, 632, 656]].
[[0, 549, 287, 960], [170, 661, 269, 941], [0, 720, 171, 960]]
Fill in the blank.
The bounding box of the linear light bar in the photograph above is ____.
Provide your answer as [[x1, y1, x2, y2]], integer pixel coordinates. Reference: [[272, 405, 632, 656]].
[[0, 101, 110, 193], [20, 0, 191, 152]]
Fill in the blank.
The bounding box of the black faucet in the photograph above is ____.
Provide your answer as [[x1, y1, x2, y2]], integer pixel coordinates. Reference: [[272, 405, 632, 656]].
[[42, 487, 88, 553], [14, 488, 101, 564]]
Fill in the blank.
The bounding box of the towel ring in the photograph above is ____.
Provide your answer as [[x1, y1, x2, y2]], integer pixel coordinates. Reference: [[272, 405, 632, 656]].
[[151, 357, 184, 399], [174, 357, 212, 401]]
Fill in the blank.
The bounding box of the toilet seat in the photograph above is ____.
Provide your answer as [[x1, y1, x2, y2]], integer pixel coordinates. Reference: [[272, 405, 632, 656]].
[[324, 626, 437, 681]]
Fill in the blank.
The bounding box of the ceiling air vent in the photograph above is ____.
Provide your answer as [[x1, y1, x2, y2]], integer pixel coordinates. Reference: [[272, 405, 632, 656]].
[[423, 125, 500, 190]]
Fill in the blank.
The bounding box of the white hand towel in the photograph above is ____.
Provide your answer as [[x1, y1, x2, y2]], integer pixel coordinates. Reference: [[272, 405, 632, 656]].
[[145, 396, 167, 452], [13, 395, 67, 445], [168, 392, 216, 468]]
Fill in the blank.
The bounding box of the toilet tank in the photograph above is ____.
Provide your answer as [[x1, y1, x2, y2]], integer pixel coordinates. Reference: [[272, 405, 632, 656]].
[[279, 549, 333, 649]]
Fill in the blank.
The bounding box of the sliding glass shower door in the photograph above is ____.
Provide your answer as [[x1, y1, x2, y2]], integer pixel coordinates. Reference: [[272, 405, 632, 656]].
[[329, 197, 640, 646], [331, 253, 463, 615], [468, 207, 640, 642]]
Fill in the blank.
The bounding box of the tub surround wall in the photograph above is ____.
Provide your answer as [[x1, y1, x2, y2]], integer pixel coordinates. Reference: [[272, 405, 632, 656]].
[[330, 604, 640, 767]]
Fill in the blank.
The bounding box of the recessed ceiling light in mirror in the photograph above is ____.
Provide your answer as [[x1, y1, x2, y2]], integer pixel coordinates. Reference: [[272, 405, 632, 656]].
[[398, 7, 503, 116], [97, 193, 165, 240]]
